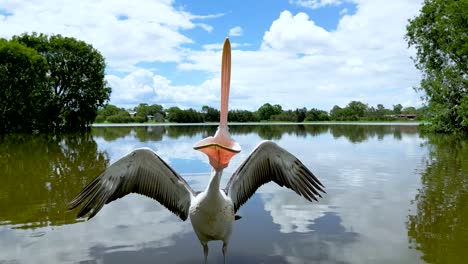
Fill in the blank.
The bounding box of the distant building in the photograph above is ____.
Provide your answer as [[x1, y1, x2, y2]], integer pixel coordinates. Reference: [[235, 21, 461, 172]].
[[399, 114, 417, 119]]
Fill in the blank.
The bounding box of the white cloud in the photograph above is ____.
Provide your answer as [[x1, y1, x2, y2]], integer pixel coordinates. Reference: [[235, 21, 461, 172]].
[[106, 68, 220, 109], [196, 23, 214, 32], [339, 8, 348, 15], [189, 13, 225, 20], [261, 191, 329, 233], [202, 43, 224, 50], [0, 0, 202, 71], [228, 26, 243, 37], [290, 0, 343, 9], [262, 11, 330, 53], [1, 0, 425, 111]]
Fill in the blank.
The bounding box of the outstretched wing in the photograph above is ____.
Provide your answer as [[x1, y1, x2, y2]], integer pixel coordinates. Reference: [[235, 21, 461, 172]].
[[225, 141, 325, 212], [69, 148, 195, 221]]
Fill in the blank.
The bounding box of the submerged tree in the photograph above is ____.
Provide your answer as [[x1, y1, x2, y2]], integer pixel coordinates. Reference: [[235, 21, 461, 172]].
[[406, 0, 468, 133], [0, 40, 50, 133], [1, 33, 112, 133]]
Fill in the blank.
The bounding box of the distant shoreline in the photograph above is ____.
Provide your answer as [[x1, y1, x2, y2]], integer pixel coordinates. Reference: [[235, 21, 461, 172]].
[[92, 121, 423, 127]]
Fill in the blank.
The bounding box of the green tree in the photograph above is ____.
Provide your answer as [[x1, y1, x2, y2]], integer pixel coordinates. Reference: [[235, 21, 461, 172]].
[[330, 101, 368, 121], [372, 104, 387, 120], [228, 110, 258, 122], [347, 101, 368, 120], [183, 108, 204, 123], [96, 104, 122, 120], [13, 33, 111, 132], [271, 110, 297, 122], [458, 97, 468, 127], [106, 111, 133, 123], [376, 104, 386, 113], [393, 104, 403, 115], [148, 104, 164, 117], [257, 103, 282, 121], [402, 106, 417, 114], [295, 107, 307, 122], [406, 0, 468, 133], [0, 40, 50, 133], [416, 105, 430, 120], [202, 105, 220, 122], [134, 103, 165, 121], [166, 107, 203, 123], [330, 105, 345, 121], [167, 106, 182, 122], [363, 104, 394, 121], [95, 104, 135, 123], [305, 108, 329, 121]]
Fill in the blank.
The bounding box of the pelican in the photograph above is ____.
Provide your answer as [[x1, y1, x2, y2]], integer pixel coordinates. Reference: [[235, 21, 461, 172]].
[[69, 38, 325, 263]]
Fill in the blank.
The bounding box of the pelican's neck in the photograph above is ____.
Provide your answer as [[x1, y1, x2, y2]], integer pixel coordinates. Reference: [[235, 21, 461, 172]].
[[206, 169, 223, 196]]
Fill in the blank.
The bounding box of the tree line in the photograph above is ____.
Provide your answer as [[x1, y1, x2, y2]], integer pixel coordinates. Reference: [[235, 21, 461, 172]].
[[96, 101, 427, 124]]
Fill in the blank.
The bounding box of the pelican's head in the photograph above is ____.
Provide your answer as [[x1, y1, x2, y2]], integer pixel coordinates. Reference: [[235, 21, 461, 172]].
[[193, 38, 241, 170], [194, 125, 241, 170]]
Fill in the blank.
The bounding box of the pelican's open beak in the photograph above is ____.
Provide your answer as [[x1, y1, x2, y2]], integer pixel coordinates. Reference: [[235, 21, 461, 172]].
[[194, 125, 241, 170], [193, 38, 241, 170]]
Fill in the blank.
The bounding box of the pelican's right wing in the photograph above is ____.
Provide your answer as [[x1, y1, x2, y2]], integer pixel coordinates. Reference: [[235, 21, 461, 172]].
[[69, 148, 195, 221], [225, 141, 325, 212]]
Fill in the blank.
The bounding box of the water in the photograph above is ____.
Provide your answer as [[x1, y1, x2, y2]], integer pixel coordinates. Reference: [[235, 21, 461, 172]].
[[1, 124, 467, 264]]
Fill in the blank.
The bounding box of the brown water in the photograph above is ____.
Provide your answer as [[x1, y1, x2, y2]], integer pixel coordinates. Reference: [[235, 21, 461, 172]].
[[0, 124, 467, 264]]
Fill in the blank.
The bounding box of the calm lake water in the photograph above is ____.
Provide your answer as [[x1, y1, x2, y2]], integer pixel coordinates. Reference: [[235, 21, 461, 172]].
[[1, 124, 467, 264]]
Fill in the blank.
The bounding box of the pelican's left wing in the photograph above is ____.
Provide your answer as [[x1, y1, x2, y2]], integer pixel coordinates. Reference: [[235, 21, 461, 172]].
[[225, 141, 325, 212], [69, 148, 195, 221]]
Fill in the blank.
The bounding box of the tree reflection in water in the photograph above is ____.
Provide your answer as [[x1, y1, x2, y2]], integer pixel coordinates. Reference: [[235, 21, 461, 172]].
[[329, 125, 417, 143], [92, 126, 133, 141], [93, 124, 332, 142], [407, 134, 468, 264], [0, 134, 109, 228]]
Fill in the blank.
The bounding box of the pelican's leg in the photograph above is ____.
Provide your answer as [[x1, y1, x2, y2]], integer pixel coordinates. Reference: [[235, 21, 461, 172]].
[[202, 242, 208, 264], [222, 242, 228, 264]]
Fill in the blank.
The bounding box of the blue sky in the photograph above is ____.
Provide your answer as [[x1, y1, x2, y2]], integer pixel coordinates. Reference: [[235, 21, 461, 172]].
[[176, 0, 357, 50], [0, 0, 424, 111]]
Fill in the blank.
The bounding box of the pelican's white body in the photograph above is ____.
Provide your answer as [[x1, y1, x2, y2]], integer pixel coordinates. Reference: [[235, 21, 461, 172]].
[[189, 170, 235, 245], [189, 190, 235, 243]]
